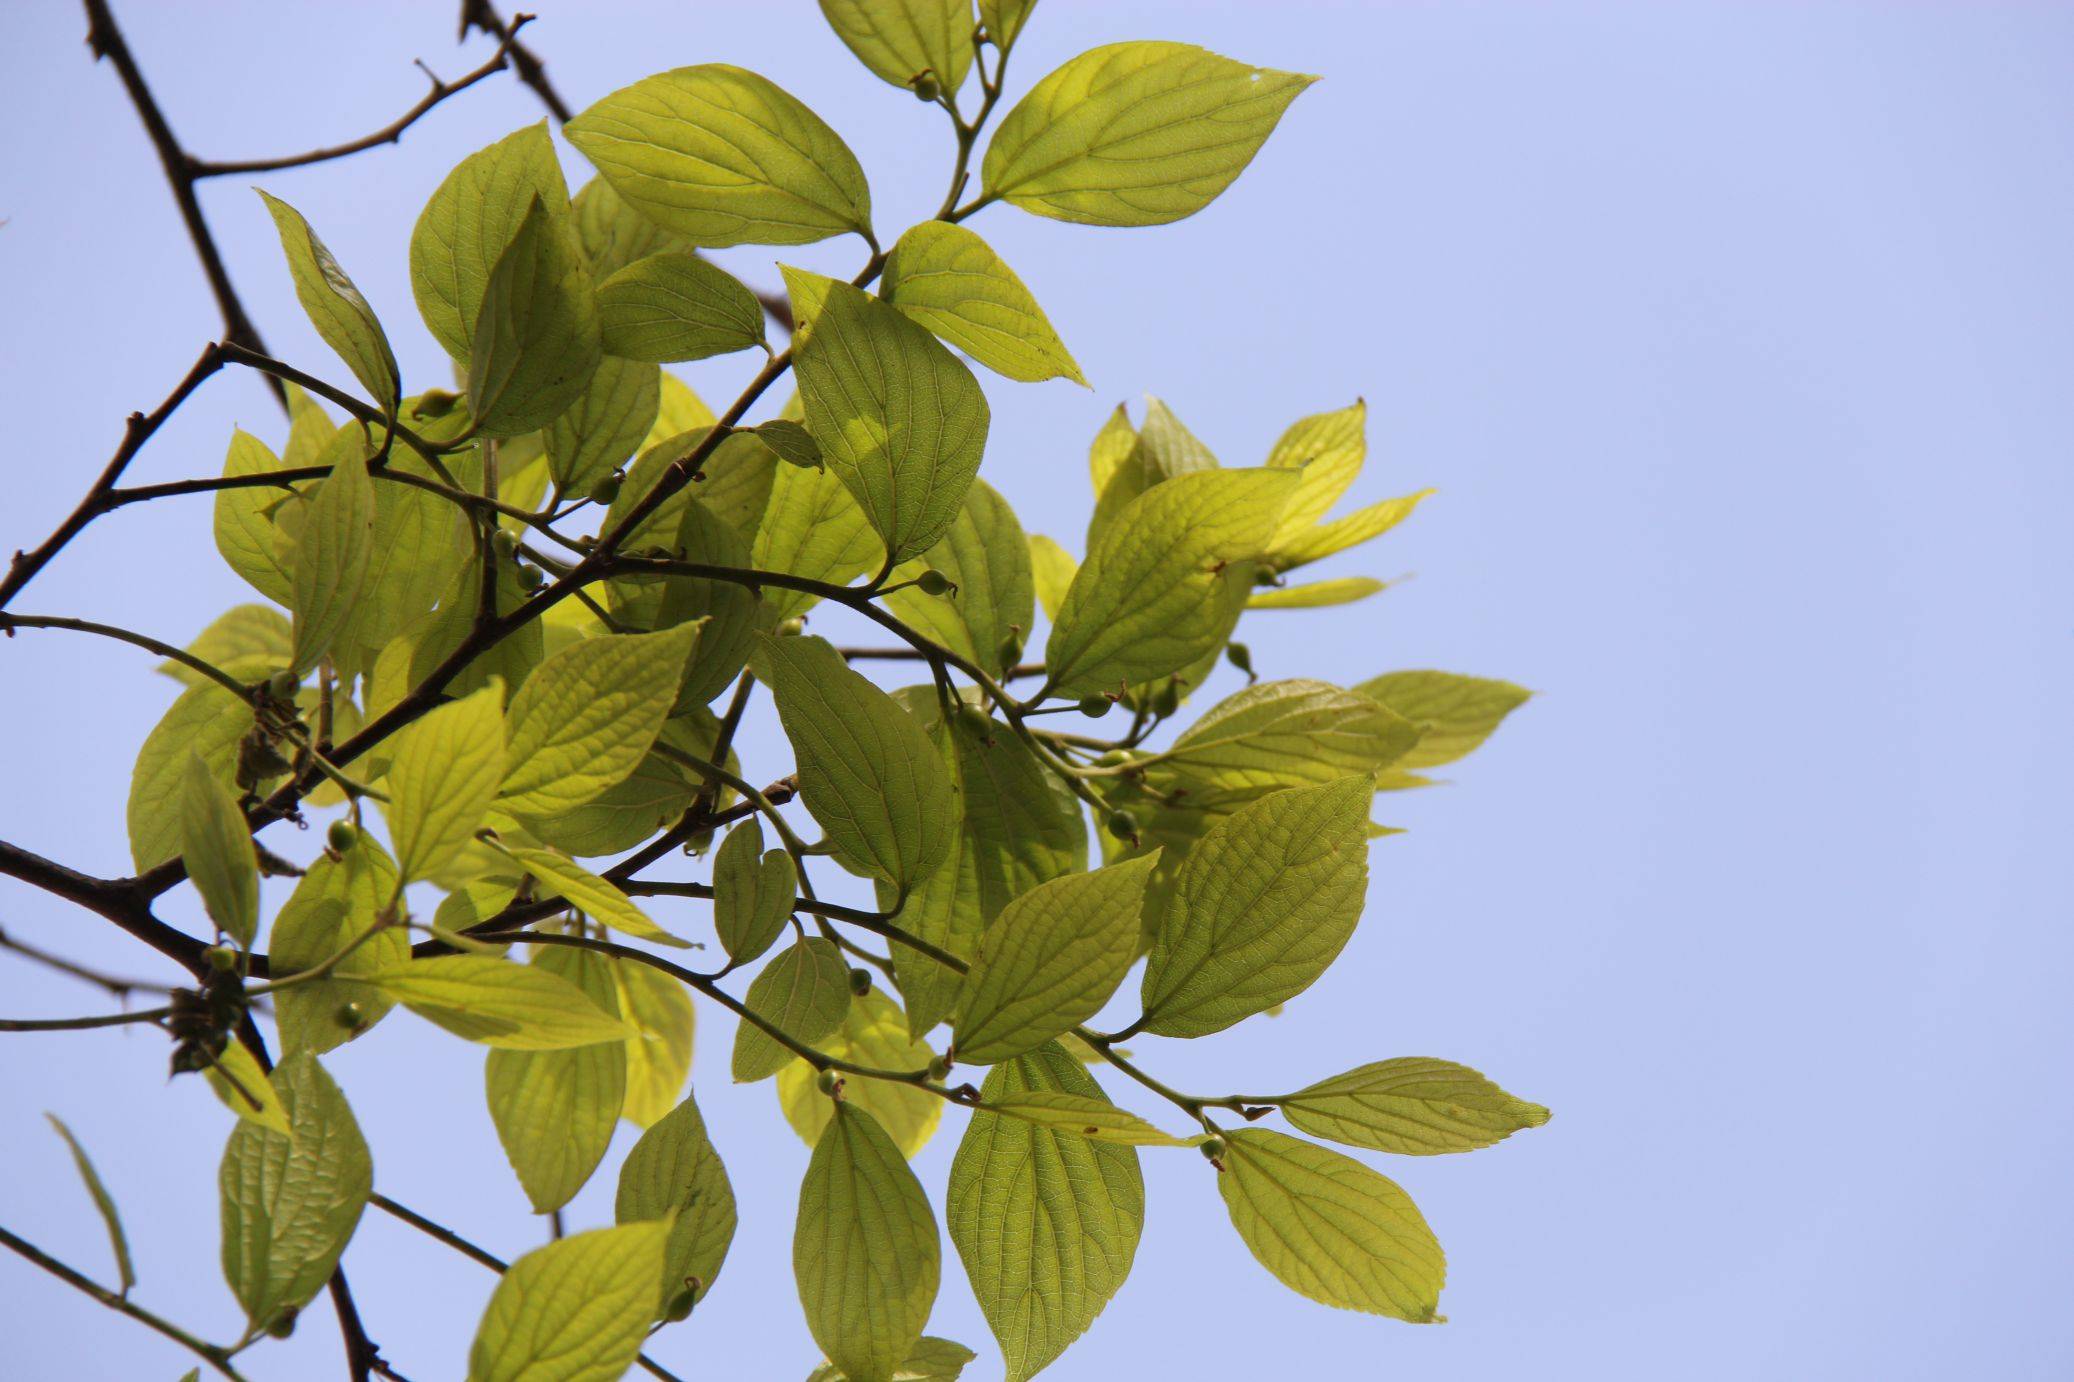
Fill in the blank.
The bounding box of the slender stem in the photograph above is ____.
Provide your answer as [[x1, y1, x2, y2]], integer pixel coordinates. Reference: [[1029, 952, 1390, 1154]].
[[0, 927, 176, 999], [0, 1225, 245, 1379], [0, 1005, 172, 1033], [0, 613, 254, 701], [187, 17, 535, 176]]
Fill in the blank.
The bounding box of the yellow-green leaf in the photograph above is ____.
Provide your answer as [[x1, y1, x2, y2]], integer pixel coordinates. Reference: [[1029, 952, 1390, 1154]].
[[385, 682, 506, 884], [977, 0, 1035, 54], [982, 42, 1315, 226], [758, 634, 957, 891], [1269, 489, 1432, 571], [1279, 1058, 1550, 1155], [793, 278, 990, 564], [544, 355, 660, 498], [486, 947, 628, 1213], [369, 955, 634, 1049], [979, 1091, 1198, 1147], [411, 122, 570, 361], [161, 604, 291, 686], [495, 843, 690, 948], [795, 1103, 940, 1382], [948, 1043, 1142, 1382], [289, 435, 376, 675], [954, 855, 1157, 1065], [1354, 671, 1532, 771], [1140, 777, 1370, 1038], [178, 753, 258, 947], [750, 456, 884, 620], [616, 958, 696, 1127], [1248, 576, 1388, 610], [1026, 533, 1076, 621], [272, 840, 409, 1057], [1264, 399, 1366, 543], [498, 625, 699, 820], [733, 938, 852, 1082], [1044, 468, 1296, 699], [127, 683, 254, 871], [1145, 678, 1422, 808], [881, 222, 1083, 385], [203, 1040, 292, 1137], [46, 1115, 135, 1297], [1216, 1128, 1446, 1322], [598, 252, 765, 363], [713, 818, 798, 965], [776, 989, 941, 1159], [616, 1092, 737, 1309], [468, 196, 603, 438], [467, 1222, 670, 1382], [257, 191, 400, 409], [882, 480, 1034, 679], [568, 67, 873, 249], [807, 1337, 976, 1382], [212, 430, 302, 606], [819, 0, 975, 93], [218, 1053, 371, 1331]]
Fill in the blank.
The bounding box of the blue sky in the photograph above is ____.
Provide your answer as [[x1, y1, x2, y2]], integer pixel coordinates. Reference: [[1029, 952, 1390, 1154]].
[[2, 2, 2071, 1378]]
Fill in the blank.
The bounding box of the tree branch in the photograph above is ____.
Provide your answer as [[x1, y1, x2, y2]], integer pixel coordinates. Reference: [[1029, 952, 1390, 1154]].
[[0, 1225, 245, 1379], [186, 17, 537, 177]]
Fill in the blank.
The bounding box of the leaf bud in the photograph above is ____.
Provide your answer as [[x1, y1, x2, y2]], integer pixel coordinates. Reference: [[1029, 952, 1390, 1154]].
[[1253, 565, 1282, 587], [847, 966, 873, 997], [908, 69, 941, 101], [996, 629, 1024, 669], [1225, 642, 1256, 682], [1151, 679, 1181, 718], [265, 670, 301, 702], [327, 819, 359, 853], [586, 472, 623, 506], [265, 1307, 298, 1339], [915, 568, 954, 596], [1077, 694, 1112, 719], [663, 1285, 699, 1323]]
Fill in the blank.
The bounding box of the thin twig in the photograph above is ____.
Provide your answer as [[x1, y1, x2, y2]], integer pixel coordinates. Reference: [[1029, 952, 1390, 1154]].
[[0, 1225, 245, 1379], [0, 926, 176, 1000]]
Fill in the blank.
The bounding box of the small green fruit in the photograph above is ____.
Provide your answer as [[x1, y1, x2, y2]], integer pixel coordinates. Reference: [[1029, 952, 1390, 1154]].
[[927, 1054, 952, 1082], [334, 1001, 368, 1032], [203, 944, 238, 973], [1105, 809, 1139, 840], [265, 670, 300, 701], [848, 967, 872, 997], [1078, 695, 1112, 719], [815, 1067, 843, 1096], [908, 69, 941, 101], [663, 1285, 699, 1323], [777, 617, 806, 636], [491, 528, 520, 560], [915, 568, 953, 596], [517, 563, 545, 590], [996, 630, 1024, 669], [327, 819, 358, 853], [586, 472, 623, 506], [1151, 680, 1181, 717], [1199, 1134, 1228, 1165], [265, 1307, 298, 1339], [1225, 642, 1255, 680]]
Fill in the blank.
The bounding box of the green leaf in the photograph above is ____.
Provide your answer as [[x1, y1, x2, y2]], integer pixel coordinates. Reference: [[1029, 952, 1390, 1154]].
[[819, 0, 974, 93], [468, 196, 604, 438], [385, 682, 506, 884], [212, 430, 302, 605], [289, 434, 376, 675], [499, 625, 700, 820], [568, 67, 873, 248], [161, 604, 291, 686], [1354, 671, 1532, 771], [1145, 678, 1422, 808], [978, 0, 1036, 53], [46, 1114, 135, 1297], [645, 497, 770, 710], [1264, 399, 1366, 543], [203, 1039, 292, 1137], [411, 122, 570, 361], [714, 818, 798, 965], [795, 1103, 940, 1382], [1279, 1058, 1550, 1155], [336, 427, 476, 675], [1216, 1128, 1446, 1322], [948, 1044, 1142, 1382], [1026, 534, 1076, 621], [467, 1222, 671, 1382], [272, 841, 408, 1056], [881, 223, 1084, 385], [733, 938, 852, 1082], [882, 480, 1034, 679], [178, 753, 258, 947], [257, 191, 400, 409], [953, 854, 1158, 1065], [750, 456, 884, 620], [807, 1337, 976, 1382], [544, 355, 661, 498], [128, 683, 253, 871], [756, 418, 823, 469], [369, 954, 635, 1049], [776, 989, 941, 1159], [1248, 576, 1388, 610], [616, 959, 696, 1127], [1269, 489, 1432, 571], [574, 175, 684, 280], [982, 42, 1315, 226], [219, 1053, 372, 1331], [598, 252, 766, 362], [616, 1092, 738, 1309], [487, 946, 628, 1213], [1086, 397, 1217, 546], [793, 278, 990, 564], [978, 1091, 1197, 1147], [496, 843, 690, 948], [1139, 778, 1370, 1038], [757, 634, 956, 891], [1044, 468, 1296, 698]]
